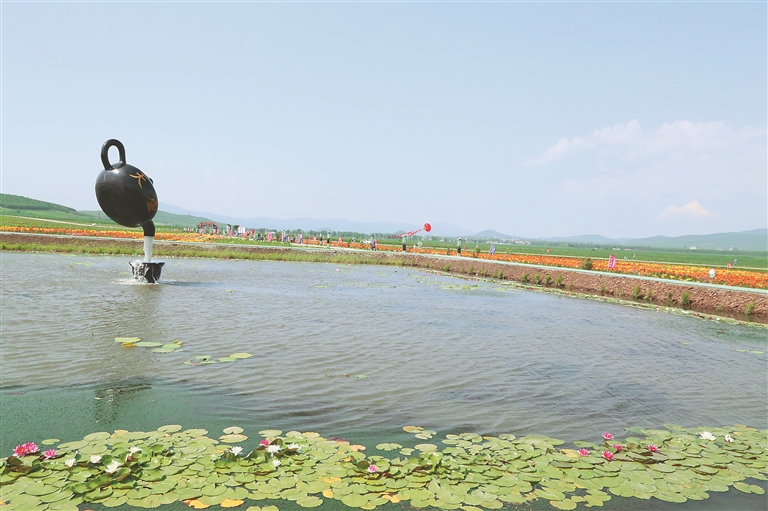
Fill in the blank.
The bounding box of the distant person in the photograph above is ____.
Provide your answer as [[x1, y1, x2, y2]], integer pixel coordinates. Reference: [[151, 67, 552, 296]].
[[402, 236, 407, 252], [734, 258, 738, 266], [457, 238, 462, 255], [370, 239, 375, 251]]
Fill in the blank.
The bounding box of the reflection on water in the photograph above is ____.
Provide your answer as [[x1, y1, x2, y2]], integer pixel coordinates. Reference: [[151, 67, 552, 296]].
[[1, 252, 766, 445]]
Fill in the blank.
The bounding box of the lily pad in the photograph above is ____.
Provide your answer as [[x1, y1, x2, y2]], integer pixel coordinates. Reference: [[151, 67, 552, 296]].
[[115, 337, 140, 342], [135, 341, 164, 347], [230, 353, 253, 359], [223, 426, 244, 434]]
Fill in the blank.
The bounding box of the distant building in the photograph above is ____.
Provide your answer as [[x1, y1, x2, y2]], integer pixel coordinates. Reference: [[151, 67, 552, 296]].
[[689, 246, 697, 250]]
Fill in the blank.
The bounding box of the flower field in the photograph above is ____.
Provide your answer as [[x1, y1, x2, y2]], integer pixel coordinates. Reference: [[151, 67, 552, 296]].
[[3, 225, 767, 289]]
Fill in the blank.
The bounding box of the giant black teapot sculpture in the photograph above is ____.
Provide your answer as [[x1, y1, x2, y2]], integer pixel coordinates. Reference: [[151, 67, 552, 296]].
[[95, 139, 164, 282]]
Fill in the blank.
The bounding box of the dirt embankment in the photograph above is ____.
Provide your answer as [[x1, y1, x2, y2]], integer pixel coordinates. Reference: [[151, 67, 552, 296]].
[[3, 233, 766, 322]]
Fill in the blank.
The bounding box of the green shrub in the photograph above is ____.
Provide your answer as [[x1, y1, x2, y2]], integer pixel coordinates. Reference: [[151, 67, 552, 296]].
[[632, 286, 641, 299], [681, 291, 690, 307], [468, 266, 474, 275], [520, 273, 529, 283], [580, 258, 593, 270], [442, 264, 451, 272], [645, 290, 653, 302], [544, 275, 552, 286], [600, 285, 606, 295], [666, 291, 673, 305], [533, 274, 540, 285], [555, 275, 563, 287], [745, 301, 756, 316]]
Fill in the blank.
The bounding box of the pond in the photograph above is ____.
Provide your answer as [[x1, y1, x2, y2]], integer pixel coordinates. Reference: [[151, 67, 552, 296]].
[[1, 252, 766, 510]]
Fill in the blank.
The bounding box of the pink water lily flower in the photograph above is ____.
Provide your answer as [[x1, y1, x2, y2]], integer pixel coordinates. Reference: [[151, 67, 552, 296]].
[[260, 439, 270, 447], [43, 449, 58, 459], [12, 442, 39, 457], [612, 444, 622, 452], [578, 449, 590, 457], [602, 451, 614, 461], [647, 444, 659, 452], [602, 432, 613, 440], [368, 465, 378, 473]]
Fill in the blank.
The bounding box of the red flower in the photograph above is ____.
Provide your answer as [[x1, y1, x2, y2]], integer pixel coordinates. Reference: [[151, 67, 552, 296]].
[[647, 444, 659, 452], [602, 451, 614, 460], [612, 444, 622, 452]]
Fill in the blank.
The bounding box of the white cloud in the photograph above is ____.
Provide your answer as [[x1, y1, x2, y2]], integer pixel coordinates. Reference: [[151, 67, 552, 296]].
[[524, 119, 643, 165], [659, 201, 711, 219], [525, 119, 765, 168]]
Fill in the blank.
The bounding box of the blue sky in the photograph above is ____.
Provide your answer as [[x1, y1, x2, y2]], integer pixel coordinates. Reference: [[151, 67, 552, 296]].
[[2, 1, 766, 238]]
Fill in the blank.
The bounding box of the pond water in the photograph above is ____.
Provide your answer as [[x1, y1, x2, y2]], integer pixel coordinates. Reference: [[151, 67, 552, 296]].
[[1, 252, 766, 510]]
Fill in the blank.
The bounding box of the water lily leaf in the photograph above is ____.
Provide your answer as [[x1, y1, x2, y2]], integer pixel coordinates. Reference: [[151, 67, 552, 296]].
[[83, 431, 111, 441], [158, 424, 182, 433], [184, 498, 211, 509], [230, 353, 253, 359], [653, 491, 687, 503], [549, 498, 577, 510], [403, 426, 423, 433], [375, 443, 402, 451], [162, 343, 182, 350], [341, 493, 369, 507], [41, 438, 60, 446], [223, 426, 244, 434], [415, 443, 437, 452], [194, 355, 213, 360], [259, 430, 282, 437], [220, 434, 248, 443], [733, 482, 753, 493], [218, 357, 237, 362], [115, 337, 140, 342], [220, 498, 245, 507], [135, 341, 164, 347]]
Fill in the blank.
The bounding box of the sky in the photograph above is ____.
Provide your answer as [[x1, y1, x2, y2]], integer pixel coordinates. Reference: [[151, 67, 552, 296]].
[[2, 1, 766, 239]]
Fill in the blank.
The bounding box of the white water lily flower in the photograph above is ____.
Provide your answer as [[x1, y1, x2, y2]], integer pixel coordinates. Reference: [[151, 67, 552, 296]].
[[267, 444, 281, 455], [700, 431, 716, 441], [128, 446, 142, 455], [90, 455, 102, 464], [287, 443, 300, 451], [230, 446, 243, 456], [724, 434, 734, 442], [104, 461, 121, 474], [272, 459, 281, 467], [64, 457, 77, 468]]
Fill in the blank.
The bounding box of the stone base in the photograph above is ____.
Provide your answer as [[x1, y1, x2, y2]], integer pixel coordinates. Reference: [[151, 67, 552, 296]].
[[130, 261, 165, 283]]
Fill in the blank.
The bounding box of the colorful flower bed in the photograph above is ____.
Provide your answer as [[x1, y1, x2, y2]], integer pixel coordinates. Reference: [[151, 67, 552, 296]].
[[3, 225, 766, 288], [1, 424, 765, 510]]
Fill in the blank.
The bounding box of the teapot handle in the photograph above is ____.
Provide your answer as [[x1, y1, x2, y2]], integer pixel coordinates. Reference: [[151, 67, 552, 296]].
[[101, 139, 126, 170]]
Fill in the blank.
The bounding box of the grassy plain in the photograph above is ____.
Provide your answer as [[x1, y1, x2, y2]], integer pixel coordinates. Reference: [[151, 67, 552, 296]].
[[2, 212, 766, 270]]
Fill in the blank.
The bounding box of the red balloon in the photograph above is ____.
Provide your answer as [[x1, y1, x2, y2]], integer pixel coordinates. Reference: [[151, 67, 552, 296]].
[[423, 223, 432, 232]]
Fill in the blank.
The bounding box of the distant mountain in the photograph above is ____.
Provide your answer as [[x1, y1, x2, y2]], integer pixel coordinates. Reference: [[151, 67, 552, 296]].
[[160, 203, 469, 236], [466, 230, 515, 240], [544, 234, 619, 244], [541, 229, 767, 252], [629, 229, 767, 251]]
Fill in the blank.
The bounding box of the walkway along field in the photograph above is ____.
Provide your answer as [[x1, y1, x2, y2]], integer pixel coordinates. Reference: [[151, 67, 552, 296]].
[[2, 232, 766, 323]]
